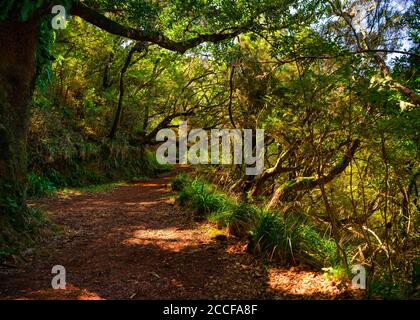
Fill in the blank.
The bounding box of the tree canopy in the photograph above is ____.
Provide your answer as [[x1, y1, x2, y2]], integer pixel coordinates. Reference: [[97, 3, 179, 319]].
[[0, 0, 419, 299]]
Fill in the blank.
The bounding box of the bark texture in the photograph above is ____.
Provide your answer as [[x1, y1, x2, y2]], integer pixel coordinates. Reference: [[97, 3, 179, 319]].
[[0, 19, 39, 214]]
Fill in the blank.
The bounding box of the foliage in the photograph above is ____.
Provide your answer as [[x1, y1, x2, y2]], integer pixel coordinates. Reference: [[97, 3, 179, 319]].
[[249, 210, 338, 267], [60, 182, 124, 195], [221, 203, 259, 238], [174, 175, 338, 268], [171, 173, 189, 191], [0, 207, 55, 264], [1, 0, 418, 299], [27, 173, 56, 198], [177, 178, 230, 215]]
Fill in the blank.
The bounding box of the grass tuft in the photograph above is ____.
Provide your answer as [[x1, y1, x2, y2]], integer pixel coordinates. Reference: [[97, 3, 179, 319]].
[[171, 173, 189, 191], [173, 174, 340, 269]]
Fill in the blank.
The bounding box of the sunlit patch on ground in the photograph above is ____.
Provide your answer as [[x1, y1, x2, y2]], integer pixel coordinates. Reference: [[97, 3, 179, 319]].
[[5, 284, 104, 300], [1, 170, 360, 300], [268, 267, 360, 299], [123, 227, 211, 251]]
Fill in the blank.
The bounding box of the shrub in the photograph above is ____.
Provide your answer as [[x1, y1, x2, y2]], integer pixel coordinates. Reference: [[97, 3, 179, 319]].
[[189, 180, 228, 215], [174, 175, 339, 269], [142, 149, 171, 174], [0, 207, 54, 264], [227, 203, 258, 238], [27, 173, 56, 198], [171, 173, 189, 191], [178, 184, 194, 205], [298, 224, 338, 267], [46, 169, 66, 188], [249, 209, 298, 262], [249, 210, 338, 267], [176, 178, 229, 215]]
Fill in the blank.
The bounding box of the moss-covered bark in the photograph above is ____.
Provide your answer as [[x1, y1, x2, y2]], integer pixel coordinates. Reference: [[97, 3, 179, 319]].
[[0, 19, 39, 216], [267, 139, 361, 209]]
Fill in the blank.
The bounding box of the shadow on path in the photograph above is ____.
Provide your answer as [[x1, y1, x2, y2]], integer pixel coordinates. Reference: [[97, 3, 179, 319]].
[[0, 170, 272, 300]]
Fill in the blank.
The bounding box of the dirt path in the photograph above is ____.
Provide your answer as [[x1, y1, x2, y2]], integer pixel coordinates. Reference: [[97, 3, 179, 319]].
[[0, 170, 356, 300]]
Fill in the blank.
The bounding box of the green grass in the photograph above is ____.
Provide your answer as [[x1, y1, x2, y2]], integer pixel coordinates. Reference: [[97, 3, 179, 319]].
[[171, 173, 189, 191], [322, 266, 349, 283], [177, 178, 230, 215], [298, 223, 339, 267], [27, 148, 170, 199], [173, 174, 340, 269], [209, 203, 258, 238], [249, 210, 338, 266], [27, 172, 126, 198], [27, 173, 56, 198], [249, 209, 297, 262], [59, 182, 124, 195]]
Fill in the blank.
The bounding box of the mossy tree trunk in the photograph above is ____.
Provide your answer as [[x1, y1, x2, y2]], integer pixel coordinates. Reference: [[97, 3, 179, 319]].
[[0, 19, 39, 216]]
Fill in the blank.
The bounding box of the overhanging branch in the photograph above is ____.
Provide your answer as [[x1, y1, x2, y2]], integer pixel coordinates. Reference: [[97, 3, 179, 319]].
[[71, 2, 243, 53], [267, 139, 361, 209]]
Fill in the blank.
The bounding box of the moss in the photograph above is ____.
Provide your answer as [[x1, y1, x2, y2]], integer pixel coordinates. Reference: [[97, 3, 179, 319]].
[[0, 206, 56, 264]]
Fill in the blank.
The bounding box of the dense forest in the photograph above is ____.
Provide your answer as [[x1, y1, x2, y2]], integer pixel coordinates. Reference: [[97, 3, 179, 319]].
[[0, 0, 419, 300]]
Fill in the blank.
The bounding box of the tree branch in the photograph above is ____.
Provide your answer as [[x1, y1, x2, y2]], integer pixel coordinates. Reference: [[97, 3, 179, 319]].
[[267, 139, 361, 209], [71, 2, 243, 53]]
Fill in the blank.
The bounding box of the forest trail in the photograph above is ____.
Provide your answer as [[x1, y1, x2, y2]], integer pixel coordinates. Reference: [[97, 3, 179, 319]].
[[0, 169, 355, 300]]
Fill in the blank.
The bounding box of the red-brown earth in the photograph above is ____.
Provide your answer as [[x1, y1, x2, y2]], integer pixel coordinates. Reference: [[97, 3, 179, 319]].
[[0, 170, 361, 300]]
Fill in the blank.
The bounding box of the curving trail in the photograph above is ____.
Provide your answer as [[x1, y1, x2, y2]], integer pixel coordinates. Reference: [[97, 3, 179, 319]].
[[0, 170, 356, 300]]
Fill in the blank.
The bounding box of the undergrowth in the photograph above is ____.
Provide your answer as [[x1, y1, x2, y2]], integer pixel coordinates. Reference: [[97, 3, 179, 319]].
[[172, 174, 339, 269], [0, 207, 56, 264], [27, 148, 170, 198], [2, 147, 170, 263]]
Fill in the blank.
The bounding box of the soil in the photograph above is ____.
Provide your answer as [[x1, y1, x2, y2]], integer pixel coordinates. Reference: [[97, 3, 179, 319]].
[[0, 169, 360, 300]]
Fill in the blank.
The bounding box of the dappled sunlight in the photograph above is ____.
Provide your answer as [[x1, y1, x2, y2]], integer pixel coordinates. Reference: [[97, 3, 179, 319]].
[[5, 283, 104, 300], [139, 183, 166, 188], [2, 170, 360, 300], [0, 0, 416, 302], [267, 267, 356, 299], [123, 227, 211, 252]]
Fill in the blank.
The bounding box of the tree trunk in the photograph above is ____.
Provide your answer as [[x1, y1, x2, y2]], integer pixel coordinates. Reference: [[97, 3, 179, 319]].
[[0, 19, 39, 215], [108, 42, 144, 139], [267, 139, 360, 209]]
